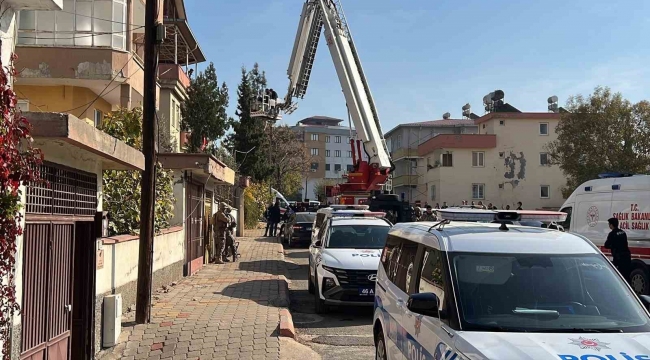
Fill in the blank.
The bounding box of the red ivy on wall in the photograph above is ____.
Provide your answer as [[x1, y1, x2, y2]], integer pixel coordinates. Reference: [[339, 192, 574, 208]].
[[0, 54, 43, 359]]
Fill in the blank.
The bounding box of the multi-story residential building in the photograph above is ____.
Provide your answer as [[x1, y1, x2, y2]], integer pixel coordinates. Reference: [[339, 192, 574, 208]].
[[293, 115, 356, 201], [417, 112, 565, 210], [384, 119, 478, 203]]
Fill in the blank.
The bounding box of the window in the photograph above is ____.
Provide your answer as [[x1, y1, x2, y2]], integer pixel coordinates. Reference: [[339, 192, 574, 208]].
[[325, 135, 330, 143], [430, 185, 436, 201], [335, 150, 341, 157], [17, 100, 30, 112], [325, 164, 330, 171], [381, 235, 419, 293], [19, 0, 127, 49], [472, 152, 484, 167], [325, 150, 331, 157], [560, 207, 572, 231], [540, 153, 549, 166], [539, 122, 549, 135], [335, 136, 341, 143], [334, 164, 341, 172], [381, 235, 402, 283], [498, 183, 504, 189], [347, 151, 352, 158], [346, 164, 354, 172], [499, 120, 505, 126], [94, 109, 103, 128], [310, 148, 319, 156], [540, 185, 550, 198], [326, 225, 389, 249], [311, 133, 319, 141], [442, 153, 453, 167], [311, 162, 319, 170], [396, 134, 402, 148], [472, 183, 485, 200], [499, 152, 505, 158], [417, 248, 447, 312]]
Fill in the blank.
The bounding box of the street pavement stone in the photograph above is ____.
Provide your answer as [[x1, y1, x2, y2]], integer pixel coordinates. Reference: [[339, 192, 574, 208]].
[[97, 237, 287, 360]]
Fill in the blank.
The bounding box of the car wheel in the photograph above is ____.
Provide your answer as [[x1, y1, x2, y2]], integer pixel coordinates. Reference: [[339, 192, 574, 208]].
[[375, 329, 387, 360], [630, 267, 650, 295], [314, 280, 328, 314]]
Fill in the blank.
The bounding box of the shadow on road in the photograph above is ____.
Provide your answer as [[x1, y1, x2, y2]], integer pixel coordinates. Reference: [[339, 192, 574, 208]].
[[216, 279, 289, 307], [238, 260, 285, 276], [284, 250, 310, 259]]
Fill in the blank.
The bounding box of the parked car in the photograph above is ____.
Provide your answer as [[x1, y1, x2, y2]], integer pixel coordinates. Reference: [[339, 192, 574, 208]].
[[281, 212, 316, 247]]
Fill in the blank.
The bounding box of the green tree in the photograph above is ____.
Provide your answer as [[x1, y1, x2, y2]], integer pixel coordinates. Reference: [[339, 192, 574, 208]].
[[100, 108, 175, 235], [207, 143, 236, 169], [547, 86, 650, 197], [268, 125, 310, 195], [180, 62, 230, 153], [313, 179, 338, 201], [229, 66, 272, 181]]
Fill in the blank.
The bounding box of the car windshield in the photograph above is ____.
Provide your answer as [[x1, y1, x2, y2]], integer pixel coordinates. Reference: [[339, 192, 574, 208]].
[[451, 253, 650, 333], [326, 225, 389, 249], [295, 213, 315, 223]]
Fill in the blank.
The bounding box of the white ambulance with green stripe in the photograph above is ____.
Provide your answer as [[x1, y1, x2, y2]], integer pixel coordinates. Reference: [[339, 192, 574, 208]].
[[373, 209, 650, 360]]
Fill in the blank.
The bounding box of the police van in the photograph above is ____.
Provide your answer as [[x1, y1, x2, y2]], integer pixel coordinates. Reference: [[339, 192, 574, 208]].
[[373, 208, 650, 360], [308, 205, 391, 313], [559, 174, 650, 295]]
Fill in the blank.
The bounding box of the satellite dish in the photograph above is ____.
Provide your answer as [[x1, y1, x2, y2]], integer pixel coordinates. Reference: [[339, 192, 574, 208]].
[[548, 95, 558, 104], [442, 112, 451, 119], [462, 103, 471, 111], [492, 90, 505, 101]]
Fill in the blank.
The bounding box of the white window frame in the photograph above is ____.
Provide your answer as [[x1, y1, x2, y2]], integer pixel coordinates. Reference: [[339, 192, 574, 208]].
[[347, 151, 352, 158], [540, 152, 549, 166], [325, 135, 330, 143], [335, 150, 341, 157], [540, 185, 550, 199], [472, 151, 485, 167], [472, 183, 485, 200], [539, 122, 549, 136], [311, 133, 319, 141], [17, 100, 30, 112], [335, 135, 341, 143], [396, 134, 402, 148], [94, 108, 103, 128], [310, 148, 319, 156], [325, 150, 330, 157]]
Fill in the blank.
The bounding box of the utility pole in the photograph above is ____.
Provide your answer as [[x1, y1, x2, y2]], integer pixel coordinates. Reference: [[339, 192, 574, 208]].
[[136, 0, 159, 324]]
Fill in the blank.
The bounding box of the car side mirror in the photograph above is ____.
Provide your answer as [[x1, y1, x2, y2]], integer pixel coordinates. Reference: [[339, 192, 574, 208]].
[[314, 240, 322, 247], [407, 292, 440, 318], [640, 295, 650, 311]]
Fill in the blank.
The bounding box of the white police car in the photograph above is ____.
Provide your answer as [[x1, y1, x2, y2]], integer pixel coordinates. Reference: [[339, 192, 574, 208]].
[[308, 207, 391, 313], [373, 208, 650, 360]]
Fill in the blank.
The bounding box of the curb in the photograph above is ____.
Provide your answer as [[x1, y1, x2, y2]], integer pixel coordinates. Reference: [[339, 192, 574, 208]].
[[279, 309, 296, 339]]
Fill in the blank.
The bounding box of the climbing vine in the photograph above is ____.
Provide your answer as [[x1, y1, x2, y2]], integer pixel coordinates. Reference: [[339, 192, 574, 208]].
[[0, 54, 43, 359]]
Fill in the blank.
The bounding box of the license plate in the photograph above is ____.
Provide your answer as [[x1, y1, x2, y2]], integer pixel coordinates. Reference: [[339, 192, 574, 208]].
[[358, 287, 374, 296], [306, 227, 312, 231]]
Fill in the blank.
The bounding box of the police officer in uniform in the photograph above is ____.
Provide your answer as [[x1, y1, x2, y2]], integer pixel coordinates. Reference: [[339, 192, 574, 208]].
[[213, 203, 231, 264], [419, 205, 437, 221], [604, 217, 632, 282]]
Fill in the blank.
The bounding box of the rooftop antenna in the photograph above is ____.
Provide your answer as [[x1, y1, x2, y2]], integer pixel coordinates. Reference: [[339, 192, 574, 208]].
[[442, 112, 451, 120], [548, 95, 559, 113], [461, 103, 471, 119]]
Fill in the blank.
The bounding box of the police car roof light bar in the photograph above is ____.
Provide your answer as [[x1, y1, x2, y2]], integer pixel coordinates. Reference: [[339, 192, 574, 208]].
[[436, 209, 567, 230], [331, 211, 386, 218], [330, 204, 370, 210]]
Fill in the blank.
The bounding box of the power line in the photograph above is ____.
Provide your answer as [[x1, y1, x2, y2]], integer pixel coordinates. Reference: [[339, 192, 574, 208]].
[[50, 8, 146, 27], [17, 25, 144, 40], [79, 52, 137, 117]]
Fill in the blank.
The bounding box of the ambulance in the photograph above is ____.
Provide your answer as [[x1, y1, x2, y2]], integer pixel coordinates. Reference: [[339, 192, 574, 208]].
[[559, 174, 650, 295], [373, 208, 650, 360]]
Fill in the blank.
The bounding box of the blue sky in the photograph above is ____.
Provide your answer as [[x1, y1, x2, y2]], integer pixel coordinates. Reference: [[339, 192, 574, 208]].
[[185, 0, 650, 132]]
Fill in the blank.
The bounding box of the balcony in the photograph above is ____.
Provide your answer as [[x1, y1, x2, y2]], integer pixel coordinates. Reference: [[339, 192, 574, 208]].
[[390, 147, 420, 161], [7, 0, 62, 10], [391, 175, 419, 188], [159, 64, 191, 89]]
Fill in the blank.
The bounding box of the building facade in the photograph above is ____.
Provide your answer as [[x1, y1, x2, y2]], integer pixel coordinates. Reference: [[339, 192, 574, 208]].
[[417, 112, 565, 210], [293, 116, 356, 201], [384, 119, 478, 203]]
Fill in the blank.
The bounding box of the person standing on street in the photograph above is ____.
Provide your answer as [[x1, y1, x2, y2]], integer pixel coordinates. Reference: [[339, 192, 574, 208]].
[[224, 206, 237, 262], [264, 203, 273, 237], [605, 217, 632, 282], [270, 200, 282, 237], [213, 203, 231, 264], [419, 205, 437, 221]]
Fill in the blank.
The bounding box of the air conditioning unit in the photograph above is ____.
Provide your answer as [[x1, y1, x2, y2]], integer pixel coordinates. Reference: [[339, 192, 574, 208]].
[[103, 294, 122, 347]]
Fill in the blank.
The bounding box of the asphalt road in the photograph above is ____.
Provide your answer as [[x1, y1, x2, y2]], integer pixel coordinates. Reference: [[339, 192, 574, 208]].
[[283, 244, 376, 360]]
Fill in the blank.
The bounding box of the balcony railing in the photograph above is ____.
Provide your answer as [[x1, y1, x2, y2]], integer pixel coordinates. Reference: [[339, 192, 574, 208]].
[[158, 63, 191, 89]]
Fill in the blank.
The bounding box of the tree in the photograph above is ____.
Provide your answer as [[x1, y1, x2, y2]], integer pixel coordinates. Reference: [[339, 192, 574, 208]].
[[207, 143, 236, 170], [547, 86, 650, 197], [0, 54, 43, 359], [180, 62, 230, 153], [100, 108, 175, 235], [313, 179, 338, 200], [228, 66, 272, 181], [268, 125, 310, 195]]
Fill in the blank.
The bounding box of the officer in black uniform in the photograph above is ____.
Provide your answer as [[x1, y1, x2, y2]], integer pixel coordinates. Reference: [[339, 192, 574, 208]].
[[604, 217, 632, 282]]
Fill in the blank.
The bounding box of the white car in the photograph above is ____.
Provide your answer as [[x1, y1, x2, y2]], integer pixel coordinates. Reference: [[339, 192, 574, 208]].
[[373, 208, 650, 360], [308, 214, 391, 314]]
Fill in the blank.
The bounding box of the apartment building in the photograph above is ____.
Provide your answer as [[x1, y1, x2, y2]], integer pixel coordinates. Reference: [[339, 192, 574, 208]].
[[384, 119, 478, 203], [417, 112, 565, 210], [293, 116, 356, 201]]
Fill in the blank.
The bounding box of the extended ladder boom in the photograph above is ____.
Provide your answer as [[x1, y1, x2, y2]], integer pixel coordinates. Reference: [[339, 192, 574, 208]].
[[284, 0, 391, 173]]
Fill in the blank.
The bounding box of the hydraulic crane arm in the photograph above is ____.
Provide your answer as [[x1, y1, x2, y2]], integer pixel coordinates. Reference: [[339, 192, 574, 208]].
[[283, 0, 392, 181]]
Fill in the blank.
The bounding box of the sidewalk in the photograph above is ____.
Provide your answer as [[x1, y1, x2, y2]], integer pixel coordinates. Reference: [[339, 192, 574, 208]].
[[98, 236, 288, 360]]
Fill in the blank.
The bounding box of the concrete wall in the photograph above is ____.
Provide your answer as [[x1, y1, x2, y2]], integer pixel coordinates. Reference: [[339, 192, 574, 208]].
[[15, 85, 112, 125], [94, 228, 185, 352], [170, 171, 186, 227], [418, 116, 566, 209]]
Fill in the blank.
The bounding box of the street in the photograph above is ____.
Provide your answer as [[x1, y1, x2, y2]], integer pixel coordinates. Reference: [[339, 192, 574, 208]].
[[282, 245, 375, 360]]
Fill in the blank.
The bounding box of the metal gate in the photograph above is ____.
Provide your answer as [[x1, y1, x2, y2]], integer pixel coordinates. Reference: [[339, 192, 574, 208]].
[[20, 223, 75, 360], [186, 181, 204, 275]]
